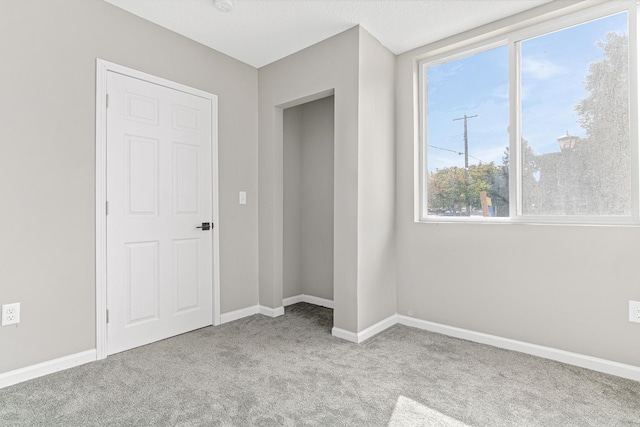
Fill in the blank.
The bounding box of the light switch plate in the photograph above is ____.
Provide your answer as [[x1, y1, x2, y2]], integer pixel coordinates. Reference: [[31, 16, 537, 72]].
[[239, 191, 247, 205]]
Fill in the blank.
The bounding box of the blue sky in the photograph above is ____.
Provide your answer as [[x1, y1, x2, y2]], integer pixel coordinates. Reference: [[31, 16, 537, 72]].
[[426, 11, 628, 173]]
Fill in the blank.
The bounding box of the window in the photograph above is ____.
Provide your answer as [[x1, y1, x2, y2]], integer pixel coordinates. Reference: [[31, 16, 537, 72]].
[[425, 45, 509, 218], [420, 3, 636, 224]]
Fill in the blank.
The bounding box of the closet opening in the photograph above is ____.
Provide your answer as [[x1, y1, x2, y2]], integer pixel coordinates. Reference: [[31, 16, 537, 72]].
[[282, 95, 335, 327]]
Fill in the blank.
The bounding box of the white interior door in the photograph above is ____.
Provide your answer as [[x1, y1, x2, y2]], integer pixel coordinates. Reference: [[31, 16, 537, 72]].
[[106, 71, 214, 355]]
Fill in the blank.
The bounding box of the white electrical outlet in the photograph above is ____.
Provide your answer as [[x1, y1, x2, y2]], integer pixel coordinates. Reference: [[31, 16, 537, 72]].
[[2, 303, 20, 326], [239, 191, 247, 205], [629, 300, 640, 324]]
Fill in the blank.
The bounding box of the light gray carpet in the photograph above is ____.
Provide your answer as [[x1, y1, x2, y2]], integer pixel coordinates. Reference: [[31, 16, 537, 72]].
[[1, 303, 639, 426]]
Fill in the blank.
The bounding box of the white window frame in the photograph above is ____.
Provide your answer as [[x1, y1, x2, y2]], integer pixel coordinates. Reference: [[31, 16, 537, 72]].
[[418, 1, 639, 226]]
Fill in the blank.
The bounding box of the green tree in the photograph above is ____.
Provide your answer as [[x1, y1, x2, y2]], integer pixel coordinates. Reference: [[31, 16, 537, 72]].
[[574, 32, 630, 215], [497, 138, 539, 216], [428, 166, 467, 214], [515, 32, 629, 217], [428, 163, 506, 216]]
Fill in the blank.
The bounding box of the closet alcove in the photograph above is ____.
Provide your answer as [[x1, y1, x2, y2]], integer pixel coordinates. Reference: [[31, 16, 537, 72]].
[[283, 95, 335, 309]]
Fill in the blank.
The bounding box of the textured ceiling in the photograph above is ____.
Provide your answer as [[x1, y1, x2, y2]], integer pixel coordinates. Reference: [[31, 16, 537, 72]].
[[104, 0, 554, 68]]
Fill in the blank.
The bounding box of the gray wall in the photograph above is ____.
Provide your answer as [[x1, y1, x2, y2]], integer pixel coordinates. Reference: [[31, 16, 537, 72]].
[[283, 107, 304, 299], [283, 97, 335, 301], [0, 0, 259, 373], [356, 28, 397, 330], [395, 4, 640, 367]]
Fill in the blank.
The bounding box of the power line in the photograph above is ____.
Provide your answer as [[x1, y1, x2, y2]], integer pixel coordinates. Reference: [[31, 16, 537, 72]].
[[468, 154, 486, 164], [428, 144, 462, 156], [428, 145, 488, 165]]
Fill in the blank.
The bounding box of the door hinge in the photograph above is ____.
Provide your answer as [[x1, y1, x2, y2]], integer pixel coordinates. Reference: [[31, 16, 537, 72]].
[[106, 93, 109, 108], [106, 309, 109, 324], [106, 201, 109, 215]]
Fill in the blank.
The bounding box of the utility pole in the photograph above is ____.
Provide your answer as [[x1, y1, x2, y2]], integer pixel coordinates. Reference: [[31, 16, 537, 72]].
[[453, 114, 478, 216]]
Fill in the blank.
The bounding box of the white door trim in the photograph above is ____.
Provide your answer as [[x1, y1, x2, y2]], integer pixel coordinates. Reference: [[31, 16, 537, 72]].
[[95, 59, 221, 360]]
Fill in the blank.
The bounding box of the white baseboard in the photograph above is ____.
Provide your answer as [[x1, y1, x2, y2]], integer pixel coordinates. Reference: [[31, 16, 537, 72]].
[[332, 327, 359, 343], [332, 314, 398, 344], [283, 294, 334, 309], [303, 295, 334, 309], [0, 349, 96, 389], [283, 295, 304, 306], [358, 314, 398, 343], [259, 305, 285, 317], [397, 315, 640, 382], [220, 305, 260, 324], [220, 304, 286, 324]]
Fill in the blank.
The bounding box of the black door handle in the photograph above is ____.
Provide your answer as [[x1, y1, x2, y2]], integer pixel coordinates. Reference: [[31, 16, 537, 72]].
[[196, 222, 211, 231]]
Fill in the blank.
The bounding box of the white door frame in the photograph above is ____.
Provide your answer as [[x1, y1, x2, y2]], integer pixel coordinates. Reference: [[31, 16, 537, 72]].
[[95, 59, 221, 360]]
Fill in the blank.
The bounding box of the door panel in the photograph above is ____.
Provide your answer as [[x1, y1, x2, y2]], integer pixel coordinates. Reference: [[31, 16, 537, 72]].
[[126, 241, 159, 324], [173, 238, 200, 313], [127, 136, 159, 215], [106, 71, 213, 355], [173, 143, 199, 214]]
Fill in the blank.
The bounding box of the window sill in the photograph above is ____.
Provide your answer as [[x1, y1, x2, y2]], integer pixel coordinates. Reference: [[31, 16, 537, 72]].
[[417, 216, 640, 227]]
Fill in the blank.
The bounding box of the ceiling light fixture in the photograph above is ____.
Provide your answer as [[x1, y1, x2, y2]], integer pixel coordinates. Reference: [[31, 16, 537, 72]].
[[214, 0, 234, 12]]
